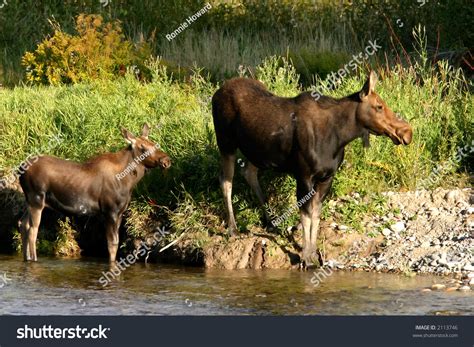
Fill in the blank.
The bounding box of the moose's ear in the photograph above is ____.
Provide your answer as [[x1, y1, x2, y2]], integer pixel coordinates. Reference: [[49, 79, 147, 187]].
[[360, 71, 378, 99], [121, 127, 137, 146], [141, 123, 150, 138]]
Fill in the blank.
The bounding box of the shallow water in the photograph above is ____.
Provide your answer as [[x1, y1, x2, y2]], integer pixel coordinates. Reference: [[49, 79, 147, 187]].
[[0, 254, 472, 315]]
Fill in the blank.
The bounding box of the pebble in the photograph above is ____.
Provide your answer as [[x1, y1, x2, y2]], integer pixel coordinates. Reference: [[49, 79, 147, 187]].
[[446, 287, 459, 292], [458, 286, 471, 292], [382, 228, 391, 237], [431, 284, 446, 290], [338, 224, 348, 231], [421, 288, 432, 293], [444, 190, 460, 204], [390, 221, 405, 233], [463, 264, 474, 272]]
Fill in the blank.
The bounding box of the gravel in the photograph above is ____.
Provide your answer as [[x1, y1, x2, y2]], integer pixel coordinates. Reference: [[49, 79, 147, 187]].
[[323, 188, 473, 283]]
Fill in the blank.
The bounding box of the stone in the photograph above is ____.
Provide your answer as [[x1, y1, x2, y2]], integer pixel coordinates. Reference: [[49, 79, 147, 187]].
[[337, 225, 349, 231], [382, 228, 391, 237], [390, 221, 405, 233], [458, 286, 471, 291], [444, 190, 460, 204], [431, 284, 446, 290], [463, 264, 474, 272]]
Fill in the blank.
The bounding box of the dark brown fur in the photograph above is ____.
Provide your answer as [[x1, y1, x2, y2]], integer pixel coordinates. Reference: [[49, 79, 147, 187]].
[[212, 72, 412, 266]]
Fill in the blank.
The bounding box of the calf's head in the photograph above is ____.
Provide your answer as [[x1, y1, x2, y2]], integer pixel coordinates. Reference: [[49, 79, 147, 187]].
[[356, 71, 413, 146], [121, 123, 171, 169]]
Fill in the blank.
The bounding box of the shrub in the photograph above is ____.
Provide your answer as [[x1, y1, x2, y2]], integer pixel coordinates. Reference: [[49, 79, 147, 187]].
[[22, 14, 151, 85]]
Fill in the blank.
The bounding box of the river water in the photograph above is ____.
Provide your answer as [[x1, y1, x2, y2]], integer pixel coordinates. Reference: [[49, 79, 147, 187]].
[[0, 255, 472, 315]]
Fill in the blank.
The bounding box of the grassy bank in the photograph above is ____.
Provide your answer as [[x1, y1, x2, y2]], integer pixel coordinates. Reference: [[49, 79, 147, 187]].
[[0, 54, 472, 254]]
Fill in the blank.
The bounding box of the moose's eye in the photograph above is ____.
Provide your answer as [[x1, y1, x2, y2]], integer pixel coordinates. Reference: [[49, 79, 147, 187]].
[[375, 105, 383, 112]]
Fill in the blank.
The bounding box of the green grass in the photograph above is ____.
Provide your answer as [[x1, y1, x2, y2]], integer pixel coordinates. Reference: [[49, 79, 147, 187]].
[[0, 54, 472, 252]]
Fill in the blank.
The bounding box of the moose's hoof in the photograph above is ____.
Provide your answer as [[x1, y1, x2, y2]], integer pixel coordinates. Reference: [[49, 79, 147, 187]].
[[227, 225, 238, 237]]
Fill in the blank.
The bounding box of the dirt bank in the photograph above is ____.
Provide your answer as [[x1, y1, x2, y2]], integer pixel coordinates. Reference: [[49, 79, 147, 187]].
[[158, 188, 473, 277]]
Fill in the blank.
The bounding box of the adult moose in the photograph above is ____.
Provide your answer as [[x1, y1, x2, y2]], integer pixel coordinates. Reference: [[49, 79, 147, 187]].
[[212, 71, 412, 267], [19, 124, 171, 262]]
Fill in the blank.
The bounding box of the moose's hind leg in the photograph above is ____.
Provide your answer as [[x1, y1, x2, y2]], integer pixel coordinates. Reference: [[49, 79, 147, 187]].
[[241, 162, 274, 229]]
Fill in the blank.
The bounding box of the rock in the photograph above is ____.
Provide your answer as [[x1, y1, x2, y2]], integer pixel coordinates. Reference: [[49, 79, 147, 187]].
[[421, 288, 432, 293], [408, 236, 416, 242], [444, 190, 460, 204], [431, 284, 446, 290], [470, 278, 474, 286], [382, 228, 391, 237], [458, 286, 471, 291], [390, 221, 405, 233], [420, 241, 430, 248], [337, 224, 348, 231], [446, 287, 459, 292], [463, 264, 474, 272]]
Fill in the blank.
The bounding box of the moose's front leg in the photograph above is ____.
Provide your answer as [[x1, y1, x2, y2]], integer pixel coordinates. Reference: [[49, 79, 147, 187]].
[[308, 177, 334, 264], [297, 178, 316, 267], [297, 176, 334, 268], [105, 213, 123, 262]]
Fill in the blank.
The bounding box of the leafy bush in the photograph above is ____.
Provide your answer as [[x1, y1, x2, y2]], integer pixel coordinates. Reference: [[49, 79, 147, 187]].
[[22, 14, 151, 85]]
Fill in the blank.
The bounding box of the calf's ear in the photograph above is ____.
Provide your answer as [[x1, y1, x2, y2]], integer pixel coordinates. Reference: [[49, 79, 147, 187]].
[[121, 127, 137, 146], [141, 123, 150, 138], [359, 71, 378, 99]]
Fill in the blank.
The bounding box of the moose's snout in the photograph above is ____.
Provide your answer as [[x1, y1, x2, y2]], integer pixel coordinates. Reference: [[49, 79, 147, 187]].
[[395, 121, 413, 145], [159, 156, 171, 169]]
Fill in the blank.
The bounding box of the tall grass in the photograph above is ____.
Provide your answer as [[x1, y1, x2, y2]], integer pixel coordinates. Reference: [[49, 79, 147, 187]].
[[0, 56, 472, 243]]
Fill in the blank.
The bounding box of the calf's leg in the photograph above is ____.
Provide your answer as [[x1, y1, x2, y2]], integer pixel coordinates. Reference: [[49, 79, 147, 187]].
[[21, 205, 43, 261], [105, 214, 122, 262], [219, 153, 238, 235], [19, 210, 31, 261]]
